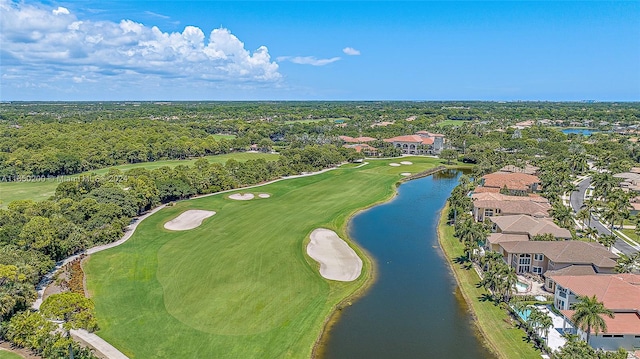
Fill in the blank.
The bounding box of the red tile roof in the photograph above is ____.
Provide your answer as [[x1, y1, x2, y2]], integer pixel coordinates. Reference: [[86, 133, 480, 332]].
[[481, 172, 541, 191], [561, 310, 640, 335], [551, 274, 640, 311], [383, 135, 434, 145]]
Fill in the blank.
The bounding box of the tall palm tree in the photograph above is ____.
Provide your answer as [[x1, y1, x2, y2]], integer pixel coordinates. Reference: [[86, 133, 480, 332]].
[[582, 227, 599, 242], [550, 203, 575, 229], [571, 295, 614, 344], [581, 198, 599, 227], [615, 252, 640, 273], [598, 234, 617, 251], [576, 209, 590, 229]]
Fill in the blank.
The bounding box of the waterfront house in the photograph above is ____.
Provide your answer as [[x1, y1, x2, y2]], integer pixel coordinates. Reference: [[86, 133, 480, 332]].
[[494, 240, 617, 280], [478, 172, 542, 195], [549, 273, 640, 351], [472, 196, 551, 222]]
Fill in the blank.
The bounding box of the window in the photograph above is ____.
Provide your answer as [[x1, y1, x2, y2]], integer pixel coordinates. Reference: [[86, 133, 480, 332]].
[[613, 335, 623, 338], [534, 254, 543, 261], [484, 209, 494, 217], [602, 335, 613, 338], [532, 266, 542, 274], [519, 254, 531, 265]]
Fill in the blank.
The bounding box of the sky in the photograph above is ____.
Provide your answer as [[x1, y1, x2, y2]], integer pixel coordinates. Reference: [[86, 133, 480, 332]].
[[1, 0, 639, 101]]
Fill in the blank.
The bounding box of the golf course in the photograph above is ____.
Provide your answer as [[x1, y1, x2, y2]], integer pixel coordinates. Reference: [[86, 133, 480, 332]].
[[83, 157, 445, 358], [0, 152, 278, 207]]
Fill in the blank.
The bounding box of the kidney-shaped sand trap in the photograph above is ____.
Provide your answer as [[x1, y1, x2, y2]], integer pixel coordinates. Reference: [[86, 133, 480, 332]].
[[389, 163, 401, 167], [258, 193, 271, 198], [401, 172, 411, 176], [400, 161, 413, 165], [229, 193, 255, 200], [164, 210, 216, 231], [306, 228, 363, 281]]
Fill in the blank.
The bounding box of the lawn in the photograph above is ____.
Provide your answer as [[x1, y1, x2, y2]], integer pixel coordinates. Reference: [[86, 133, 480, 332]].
[[0, 152, 278, 208], [0, 350, 23, 359], [84, 157, 443, 358], [620, 228, 640, 243], [437, 204, 541, 359]]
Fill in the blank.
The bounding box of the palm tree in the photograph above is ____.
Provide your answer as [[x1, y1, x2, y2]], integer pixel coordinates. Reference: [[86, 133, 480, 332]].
[[576, 209, 590, 229], [598, 234, 617, 251], [582, 227, 599, 242], [550, 203, 575, 229], [581, 198, 599, 227], [571, 295, 614, 344], [615, 252, 640, 273]]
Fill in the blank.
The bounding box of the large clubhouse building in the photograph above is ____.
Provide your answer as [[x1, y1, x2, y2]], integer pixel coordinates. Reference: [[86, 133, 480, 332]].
[[383, 131, 445, 155]]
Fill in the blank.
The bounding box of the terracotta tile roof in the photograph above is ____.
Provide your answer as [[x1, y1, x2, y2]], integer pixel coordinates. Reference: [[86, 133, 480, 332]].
[[500, 241, 618, 268], [489, 215, 571, 238], [472, 186, 501, 193], [481, 172, 541, 191], [473, 200, 551, 218], [561, 310, 640, 335], [416, 130, 445, 137], [342, 143, 377, 153], [471, 192, 549, 203], [499, 164, 540, 175], [487, 233, 529, 245], [383, 135, 424, 143], [544, 265, 597, 277]]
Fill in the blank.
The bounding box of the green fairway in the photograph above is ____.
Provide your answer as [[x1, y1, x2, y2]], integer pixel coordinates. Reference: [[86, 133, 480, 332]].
[[0, 152, 278, 207], [84, 157, 444, 358], [0, 350, 23, 359]]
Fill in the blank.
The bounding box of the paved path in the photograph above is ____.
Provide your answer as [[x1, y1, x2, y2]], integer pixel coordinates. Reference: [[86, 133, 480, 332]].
[[569, 177, 638, 255], [71, 330, 128, 359], [31, 163, 349, 359]]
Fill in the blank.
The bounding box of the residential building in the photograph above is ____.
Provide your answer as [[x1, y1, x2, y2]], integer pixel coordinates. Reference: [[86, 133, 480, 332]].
[[549, 274, 640, 351], [489, 214, 571, 240], [499, 164, 540, 176], [479, 172, 542, 195], [492, 240, 617, 280], [472, 197, 551, 222], [342, 143, 378, 157]]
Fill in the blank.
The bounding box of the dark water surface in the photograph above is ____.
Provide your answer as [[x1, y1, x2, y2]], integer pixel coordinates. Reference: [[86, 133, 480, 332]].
[[321, 171, 494, 359], [561, 128, 598, 136]]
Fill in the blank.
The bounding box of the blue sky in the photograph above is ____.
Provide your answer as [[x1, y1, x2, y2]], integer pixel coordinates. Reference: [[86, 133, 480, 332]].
[[1, 1, 639, 101]]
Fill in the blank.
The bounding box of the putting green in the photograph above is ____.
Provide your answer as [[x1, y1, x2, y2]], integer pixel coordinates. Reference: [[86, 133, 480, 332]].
[[84, 157, 445, 358]]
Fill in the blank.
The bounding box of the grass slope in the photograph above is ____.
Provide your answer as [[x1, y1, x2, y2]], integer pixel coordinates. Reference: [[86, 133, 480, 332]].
[[0, 152, 278, 208], [0, 350, 23, 359], [84, 157, 444, 358], [437, 204, 541, 359]]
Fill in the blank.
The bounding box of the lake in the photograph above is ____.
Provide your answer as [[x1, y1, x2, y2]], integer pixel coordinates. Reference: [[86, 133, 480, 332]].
[[561, 128, 598, 136], [320, 170, 494, 359]]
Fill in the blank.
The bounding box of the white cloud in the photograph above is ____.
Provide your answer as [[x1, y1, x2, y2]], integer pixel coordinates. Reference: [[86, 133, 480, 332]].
[[342, 47, 360, 56], [277, 56, 341, 66], [0, 0, 281, 94], [52, 6, 70, 15]]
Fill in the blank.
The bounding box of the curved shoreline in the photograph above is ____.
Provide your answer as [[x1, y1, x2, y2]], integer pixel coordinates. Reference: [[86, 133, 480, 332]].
[[311, 168, 451, 358], [436, 203, 503, 359]]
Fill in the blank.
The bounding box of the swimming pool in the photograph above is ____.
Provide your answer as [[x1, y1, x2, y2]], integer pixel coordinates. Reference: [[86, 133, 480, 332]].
[[515, 281, 529, 293]]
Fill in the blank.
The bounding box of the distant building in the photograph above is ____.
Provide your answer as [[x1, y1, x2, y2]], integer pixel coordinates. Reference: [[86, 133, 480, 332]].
[[342, 143, 378, 157], [383, 131, 445, 155]]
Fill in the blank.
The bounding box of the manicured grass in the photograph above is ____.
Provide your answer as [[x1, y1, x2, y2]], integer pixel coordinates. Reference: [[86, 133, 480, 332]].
[[84, 157, 442, 358], [620, 228, 640, 243], [0, 152, 278, 208], [437, 205, 541, 359], [0, 350, 23, 359]]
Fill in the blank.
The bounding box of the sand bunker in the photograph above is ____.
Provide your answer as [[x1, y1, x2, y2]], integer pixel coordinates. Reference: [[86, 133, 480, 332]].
[[258, 193, 271, 198], [401, 172, 411, 176], [389, 163, 401, 167], [229, 193, 255, 200], [306, 229, 363, 282], [400, 161, 413, 165], [164, 210, 216, 231]]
